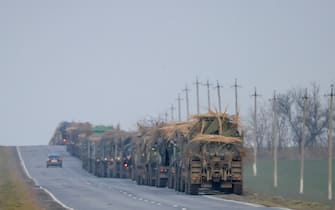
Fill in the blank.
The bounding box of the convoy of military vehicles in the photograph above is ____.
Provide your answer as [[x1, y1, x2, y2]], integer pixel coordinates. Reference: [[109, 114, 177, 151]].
[[49, 112, 244, 195]]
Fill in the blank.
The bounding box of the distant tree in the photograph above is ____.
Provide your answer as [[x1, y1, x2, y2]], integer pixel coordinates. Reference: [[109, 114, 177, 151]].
[[277, 84, 328, 150], [245, 100, 273, 151]]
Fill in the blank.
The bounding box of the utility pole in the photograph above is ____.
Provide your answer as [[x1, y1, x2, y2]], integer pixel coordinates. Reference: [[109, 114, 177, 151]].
[[170, 104, 175, 121], [326, 84, 334, 200], [203, 80, 212, 112], [176, 94, 183, 122], [183, 84, 191, 120], [165, 112, 168, 122], [88, 140, 91, 171], [232, 79, 241, 116], [271, 91, 279, 188], [215, 81, 223, 113], [194, 78, 201, 115], [251, 87, 260, 176], [300, 89, 308, 194]]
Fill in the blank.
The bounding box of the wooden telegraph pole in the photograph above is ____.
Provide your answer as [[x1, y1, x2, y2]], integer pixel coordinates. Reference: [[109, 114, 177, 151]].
[[326, 84, 334, 200], [176, 94, 183, 122], [183, 85, 191, 120], [165, 112, 168, 122], [194, 78, 201, 115], [271, 91, 279, 188], [232, 79, 241, 116], [170, 104, 175, 122], [215, 81, 223, 113], [251, 87, 260, 176], [300, 89, 308, 194], [203, 80, 212, 112]]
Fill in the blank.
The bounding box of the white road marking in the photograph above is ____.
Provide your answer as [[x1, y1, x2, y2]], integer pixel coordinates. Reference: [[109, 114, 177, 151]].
[[203, 195, 291, 209], [16, 146, 74, 210], [16, 147, 32, 179], [173, 204, 179, 208]]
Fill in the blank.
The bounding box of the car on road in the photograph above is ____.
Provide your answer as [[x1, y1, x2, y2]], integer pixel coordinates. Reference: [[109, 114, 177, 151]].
[[46, 154, 63, 168]]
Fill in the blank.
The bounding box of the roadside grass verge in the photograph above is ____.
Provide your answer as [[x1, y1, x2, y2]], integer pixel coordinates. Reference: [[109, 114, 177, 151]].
[[0, 146, 42, 210], [243, 159, 335, 209]]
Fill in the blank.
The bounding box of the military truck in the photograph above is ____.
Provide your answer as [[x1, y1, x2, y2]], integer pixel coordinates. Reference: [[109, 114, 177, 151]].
[[134, 121, 192, 189], [174, 112, 243, 195], [158, 122, 196, 189], [98, 129, 133, 178], [49, 121, 71, 145], [133, 124, 160, 186], [50, 111, 243, 196]]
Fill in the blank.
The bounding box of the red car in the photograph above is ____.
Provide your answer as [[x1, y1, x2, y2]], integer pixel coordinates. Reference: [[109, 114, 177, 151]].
[[46, 154, 63, 168]]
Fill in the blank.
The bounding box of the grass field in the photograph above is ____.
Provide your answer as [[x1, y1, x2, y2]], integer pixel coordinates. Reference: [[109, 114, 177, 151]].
[[0, 146, 42, 210], [244, 159, 335, 206]]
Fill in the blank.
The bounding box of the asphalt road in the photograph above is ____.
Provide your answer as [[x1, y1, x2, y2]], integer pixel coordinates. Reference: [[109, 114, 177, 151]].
[[18, 145, 288, 210]]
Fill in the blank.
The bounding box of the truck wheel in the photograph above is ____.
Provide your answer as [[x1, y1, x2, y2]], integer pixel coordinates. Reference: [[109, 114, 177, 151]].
[[233, 183, 242, 195], [181, 179, 185, 192], [136, 176, 140, 185], [190, 184, 199, 195]]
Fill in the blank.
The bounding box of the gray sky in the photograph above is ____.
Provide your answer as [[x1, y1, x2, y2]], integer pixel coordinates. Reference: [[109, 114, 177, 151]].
[[1, 0, 334, 146]]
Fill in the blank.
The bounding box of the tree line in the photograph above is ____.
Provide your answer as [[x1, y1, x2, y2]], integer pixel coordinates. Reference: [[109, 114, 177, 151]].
[[244, 83, 334, 158]]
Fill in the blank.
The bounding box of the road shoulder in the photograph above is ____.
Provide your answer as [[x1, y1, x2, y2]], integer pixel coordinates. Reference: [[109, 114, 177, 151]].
[[0, 146, 68, 210], [213, 191, 333, 210]]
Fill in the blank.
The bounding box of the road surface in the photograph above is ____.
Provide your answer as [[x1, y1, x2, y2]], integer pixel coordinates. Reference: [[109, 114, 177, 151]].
[[18, 145, 288, 210]]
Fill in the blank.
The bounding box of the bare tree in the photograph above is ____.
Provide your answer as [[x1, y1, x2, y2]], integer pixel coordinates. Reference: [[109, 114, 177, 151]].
[[277, 84, 327, 150], [245, 99, 273, 154]]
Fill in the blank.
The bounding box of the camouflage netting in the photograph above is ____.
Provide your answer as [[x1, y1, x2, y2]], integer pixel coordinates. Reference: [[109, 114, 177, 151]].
[[189, 111, 240, 139], [162, 112, 244, 161], [191, 134, 241, 143], [88, 133, 103, 142], [99, 129, 134, 159], [159, 121, 196, 140], [49, 121, 92, 145]]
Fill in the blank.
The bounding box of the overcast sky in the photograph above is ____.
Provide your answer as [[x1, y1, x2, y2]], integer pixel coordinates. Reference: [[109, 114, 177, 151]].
[[1, 0, 334, 146]]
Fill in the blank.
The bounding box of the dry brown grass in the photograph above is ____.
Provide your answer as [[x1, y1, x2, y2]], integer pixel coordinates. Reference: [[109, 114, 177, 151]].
[[215, 192, 335, 210], [0, 146, 42, 210]]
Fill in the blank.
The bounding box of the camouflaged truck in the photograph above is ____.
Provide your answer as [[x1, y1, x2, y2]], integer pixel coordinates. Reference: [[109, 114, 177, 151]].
[[158, 121, 196, 190], [96, 129, 133, 178], [133, 123, 161, 186], [173, 112, 244, 195]]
